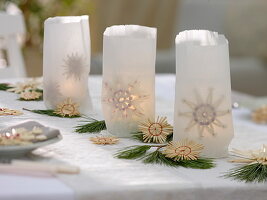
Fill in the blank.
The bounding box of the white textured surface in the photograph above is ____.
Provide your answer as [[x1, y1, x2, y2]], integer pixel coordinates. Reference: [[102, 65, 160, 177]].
[[0, 75, 267, 200], [0, 174, 74, 200]]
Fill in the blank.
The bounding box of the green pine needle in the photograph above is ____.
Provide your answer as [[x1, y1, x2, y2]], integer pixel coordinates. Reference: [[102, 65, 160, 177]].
[[166, 133, 173, 142], [0, 83, 11, 91], [35, 89, 43, 93], [224, 163, 267, 183], [23, 108, 80, 118], [131, 131, 144, 141], [115, 145, 152, 159], [142, 150, 180, 167], [177, 158, 215, 169], [131, 131, 173, 143], [115, 145, 214, 169], [75, 117, 106, 133], [18, 96, 43, 101], [142, 151, 214, 169]]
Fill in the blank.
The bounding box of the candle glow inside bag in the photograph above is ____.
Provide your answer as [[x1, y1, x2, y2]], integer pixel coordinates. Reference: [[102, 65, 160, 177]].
[[173, 30, 234, 158], [43, 16, 92, 114], [102, 25, 156, 137]]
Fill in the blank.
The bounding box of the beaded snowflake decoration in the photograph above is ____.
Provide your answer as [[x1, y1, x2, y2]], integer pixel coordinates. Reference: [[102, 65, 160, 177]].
[[179, 88, 230, 137], [102, 80, 148, 119]]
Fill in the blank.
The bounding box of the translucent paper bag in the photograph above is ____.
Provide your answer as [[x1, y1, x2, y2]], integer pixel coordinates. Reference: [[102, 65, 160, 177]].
[[173, 30, 234, 158], [102, 25, 157, 137], [43, 16, 92, 114]]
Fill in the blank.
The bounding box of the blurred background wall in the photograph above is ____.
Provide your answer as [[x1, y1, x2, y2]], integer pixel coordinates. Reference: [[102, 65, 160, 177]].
[[0, 0, 267, 96]]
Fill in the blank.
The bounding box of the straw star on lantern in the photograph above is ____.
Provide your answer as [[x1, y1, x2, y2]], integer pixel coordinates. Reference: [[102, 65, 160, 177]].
[[163, 139, 204, 161], [90, 136, 119, 145], [138, 116, 173, 143], [252, 105, 267, 124], [54, 98, 80, 117]]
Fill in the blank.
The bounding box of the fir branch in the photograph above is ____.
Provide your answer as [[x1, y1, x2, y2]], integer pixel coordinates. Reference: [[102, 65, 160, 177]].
[[75, 117, 106, 133], [35, 89, 43, 93], [18, 96, 43, 101], [142, 150, 214, 169], [23, 108, 80, 118], [142, 150, 180, 167], [0, 83, 11, 91], [131, 131, 173, 143], [115, 144, 214, 169], [224, 163, 267, 183], [131, 131, 144, 141], [166, 133, 173, 142], [115, 145, 152, 159], [177, 158, 215, 169]]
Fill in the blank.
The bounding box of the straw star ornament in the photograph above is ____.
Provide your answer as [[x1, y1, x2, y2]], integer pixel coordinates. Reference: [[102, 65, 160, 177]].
[[7, 79, 41, 94], [20, 91, 42, 100], [0, 108, 23, 116], [90, 136, 119, 145], [225, 145, 267, 183], [252, 105, 267, 124], [230, 145, 267, 165], [139, 116, 173, 143], [54, 98, 80, 117], [163, 139, 204, 161]]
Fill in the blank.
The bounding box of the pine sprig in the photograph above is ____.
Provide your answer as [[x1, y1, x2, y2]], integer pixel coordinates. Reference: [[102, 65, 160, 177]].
[[23, 108, 80, 118], [115, 145, 214, 169], [19, 96, 43, 101], [166, 133, 173, 142], [224, 163, 267, 183], [0, 83, 11, 91], [75, 117, 106, 133], [177, 158, 214, 169], [131, 131, 173, 143], [131, 131, 144, 141], [142, 150, 180, 167], [115, 145, 152, 159]]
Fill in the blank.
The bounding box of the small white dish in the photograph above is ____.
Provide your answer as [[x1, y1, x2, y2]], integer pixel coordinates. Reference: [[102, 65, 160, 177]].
[[0, 121, 62, 157]]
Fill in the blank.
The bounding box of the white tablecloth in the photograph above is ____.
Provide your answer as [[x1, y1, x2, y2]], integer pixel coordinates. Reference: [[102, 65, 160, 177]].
[[0, 75, 267, 200]]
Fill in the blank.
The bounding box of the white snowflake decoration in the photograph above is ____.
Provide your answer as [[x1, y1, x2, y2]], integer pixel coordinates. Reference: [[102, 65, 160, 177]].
[[179, 88, 230, 137], [102, 80, 148, 119], [62, 53, 88, 80]]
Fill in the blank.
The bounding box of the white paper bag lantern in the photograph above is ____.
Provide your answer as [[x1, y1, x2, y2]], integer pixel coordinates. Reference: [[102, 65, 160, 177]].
[[173, 30, 234, 158], [43, 16, 92, 114], [102, 25, 157, 137]]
